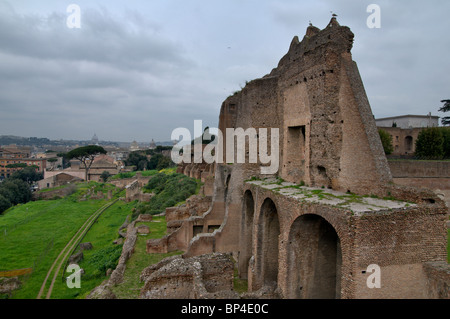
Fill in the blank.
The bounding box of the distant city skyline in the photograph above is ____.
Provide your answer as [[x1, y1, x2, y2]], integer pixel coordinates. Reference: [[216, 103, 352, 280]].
[[0, 134, 173, 146], [0, 0, 449, 142]]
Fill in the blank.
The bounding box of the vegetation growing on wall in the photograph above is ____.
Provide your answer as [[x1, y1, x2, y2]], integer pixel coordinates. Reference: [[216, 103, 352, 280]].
[[134, 172, 200, 217]]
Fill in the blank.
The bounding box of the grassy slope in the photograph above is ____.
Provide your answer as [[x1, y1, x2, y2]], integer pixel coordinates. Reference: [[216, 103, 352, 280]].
[[0, 170, 198, 299], [0, 182, 125, 299], [110, 216, 183, 299], [49, 200, 136, 299], [0, 198, 107, 298]]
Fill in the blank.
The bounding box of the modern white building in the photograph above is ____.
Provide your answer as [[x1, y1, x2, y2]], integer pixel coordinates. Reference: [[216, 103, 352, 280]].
[[375, 114, 439, 129]]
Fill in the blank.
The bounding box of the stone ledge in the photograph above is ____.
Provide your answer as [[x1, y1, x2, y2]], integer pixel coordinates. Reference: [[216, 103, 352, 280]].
[[247, 178, 416, 214]]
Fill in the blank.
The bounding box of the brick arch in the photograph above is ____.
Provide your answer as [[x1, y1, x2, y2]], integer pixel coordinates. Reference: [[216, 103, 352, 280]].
[[254, 197, 280, 289], [286, 213, 342, 299], [238, 189, 255, 279], [243, 184, 354, 297]]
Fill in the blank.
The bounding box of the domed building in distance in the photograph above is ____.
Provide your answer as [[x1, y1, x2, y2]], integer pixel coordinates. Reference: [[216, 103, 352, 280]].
[[91, 133, 99, 145]]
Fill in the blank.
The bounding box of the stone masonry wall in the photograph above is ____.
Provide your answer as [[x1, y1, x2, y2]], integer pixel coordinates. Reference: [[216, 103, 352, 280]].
[[243, 182, 448, 299], [389, 160, 450, 190]]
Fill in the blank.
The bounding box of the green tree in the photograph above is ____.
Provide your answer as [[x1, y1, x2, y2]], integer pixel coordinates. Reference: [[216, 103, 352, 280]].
[[66, 145, 107, 181], [440, 127, 450, 158], [415, 127, 444, 159], [0, 186, 15, 206], [125, 152, 148, 170], [378, 129, 393, 155], [100, 171, 112, 183], [156, 156, 174, 170], [0, 194, 11, 214], [438, 99, 450, 126], [0, 179, 31, 206], [9, 179, 32, 204], [11, 166, 43, 184], [57, 152, 70, 169], [148, 154, 164, 170]]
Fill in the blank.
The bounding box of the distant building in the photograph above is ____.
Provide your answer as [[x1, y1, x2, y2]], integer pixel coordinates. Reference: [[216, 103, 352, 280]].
[[38, 172, 82, 189], [91, 133, 99, 145], [375, 114, 439, 129], [149, 139, 156, 150], [36, 151, 63, 171], [376, 114, 440, 156], [0, 145, 31, 158], [0, 145, 46, 179], [130, 140, 140, 152], [67, 154, 119, 182], [44, 154, 119, 183]]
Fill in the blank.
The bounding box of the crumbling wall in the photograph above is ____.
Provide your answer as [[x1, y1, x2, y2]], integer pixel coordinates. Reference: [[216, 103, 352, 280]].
[[423, 262, 450, 299], [139, 253, 239, 299], [125, 180, 140, 202], [146, 194, 213, 254], [87, 221, 138, 299]]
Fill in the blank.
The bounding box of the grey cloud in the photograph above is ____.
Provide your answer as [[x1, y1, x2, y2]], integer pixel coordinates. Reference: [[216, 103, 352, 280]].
[[0, 1, 449, 142], [0, 7, 191, 73], [0, 5, 203, 141]]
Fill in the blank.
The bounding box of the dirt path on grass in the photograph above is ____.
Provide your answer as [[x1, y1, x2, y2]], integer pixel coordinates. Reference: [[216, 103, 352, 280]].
[[36, 200, 118, 299]]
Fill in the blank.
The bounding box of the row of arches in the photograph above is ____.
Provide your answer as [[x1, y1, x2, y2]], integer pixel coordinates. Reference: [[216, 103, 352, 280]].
[[240, 190, 342, 299]]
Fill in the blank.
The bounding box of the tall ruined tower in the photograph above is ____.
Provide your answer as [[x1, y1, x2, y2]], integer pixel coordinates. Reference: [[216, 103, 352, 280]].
[[219, 16, 392, 195]]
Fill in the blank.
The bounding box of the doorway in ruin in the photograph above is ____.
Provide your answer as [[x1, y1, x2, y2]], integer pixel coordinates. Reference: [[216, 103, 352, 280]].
[[239, 190, 255, 279], [255, 198, 280, 288], [286, 214, 341, 299], [405, 136, 413, 152], [284, 125, 306, 183]]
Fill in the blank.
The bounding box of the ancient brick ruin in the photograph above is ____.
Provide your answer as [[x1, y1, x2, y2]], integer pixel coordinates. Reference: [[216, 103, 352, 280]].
[[144, 17, 449, 299]]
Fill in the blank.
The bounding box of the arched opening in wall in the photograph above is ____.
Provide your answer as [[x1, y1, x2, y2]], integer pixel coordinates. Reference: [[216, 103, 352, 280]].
[[405, 136, 413, 152], [286, 214, 341, 299], [239, 190, 255, 280], [256, 198, 280, 288]]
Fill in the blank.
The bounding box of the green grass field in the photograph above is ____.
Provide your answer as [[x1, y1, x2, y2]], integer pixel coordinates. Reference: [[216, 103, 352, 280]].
[[0, 198, 108, 298], [0, 182, 131, 299]]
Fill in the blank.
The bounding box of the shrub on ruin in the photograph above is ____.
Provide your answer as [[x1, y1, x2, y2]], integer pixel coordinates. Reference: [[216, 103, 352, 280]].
[[136, 173, 198, 217]]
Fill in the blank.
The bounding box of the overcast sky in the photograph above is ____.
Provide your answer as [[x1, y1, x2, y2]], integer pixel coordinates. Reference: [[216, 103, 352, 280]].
[[0, 0, 449, 143]]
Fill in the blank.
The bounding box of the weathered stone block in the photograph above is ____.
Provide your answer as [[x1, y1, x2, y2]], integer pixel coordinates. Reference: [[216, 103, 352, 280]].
[[137, 225, 150, 234]]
